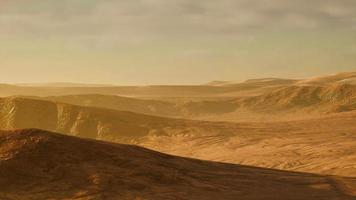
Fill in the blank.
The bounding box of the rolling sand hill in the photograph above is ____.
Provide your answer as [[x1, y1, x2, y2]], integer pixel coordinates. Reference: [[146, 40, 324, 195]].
[[33, 82, 356, 122], [42, 94, 182, 118], [172, 82, 356, 122], [209, 78, 298, 87], [16, 82, 115, 87], [194, 82, 356, 122], [3, 72, 356, 123], [142, 111, 356, 177], [38, 94, 237, 119], [0, 84, 244, 98], [0, 72, 354, 99], [0, 129, 355, 200], [297, 72, 356, 85], [0, 97, 243, 141], [0, 75, 298, 98], [242, 83, 356, 112], [0, 97, 355, 178]]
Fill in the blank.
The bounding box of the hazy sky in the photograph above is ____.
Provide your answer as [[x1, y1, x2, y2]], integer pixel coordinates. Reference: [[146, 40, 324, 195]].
[[0, 0, 356, 85]]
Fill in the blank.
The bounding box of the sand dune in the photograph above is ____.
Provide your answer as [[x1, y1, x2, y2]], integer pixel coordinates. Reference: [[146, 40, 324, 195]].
[[0, 72, 354, 99], [142, 112, 356, 177], [0, 74, 303, 98], [1, 77, 292, 98], [0, 129, 355, 200], [0, 84, 242, 98], [297, 72, 356, 85], [0, 97, 355, 177], [222, 78, 298, 88], [42, 94, 181, 117], [1, 72, 356, 199], [0, 97, 242, 141], [38, 94, 236, 118], [239, 83, 356, 113], [16, 82, 115, 87], [181, 82, 356, 122], [32, 82, 356, 123]]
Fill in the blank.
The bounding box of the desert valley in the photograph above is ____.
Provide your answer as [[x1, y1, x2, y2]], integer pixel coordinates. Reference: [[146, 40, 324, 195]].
[[0, 72, 356, 199], [1, 0, 356, 199]]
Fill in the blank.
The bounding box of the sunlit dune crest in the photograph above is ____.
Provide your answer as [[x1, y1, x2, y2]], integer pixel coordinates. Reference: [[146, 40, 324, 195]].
[[0, 72, 355, 199]]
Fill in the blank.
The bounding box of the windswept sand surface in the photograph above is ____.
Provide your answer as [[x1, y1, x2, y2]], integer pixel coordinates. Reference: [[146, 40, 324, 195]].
[[138, 110, 356, 177], [0, 129, 355, 200], [0, 96, 355, 178], [29, 76, 356, 122], [141, 116, 356, 177], [0, 72, 356, 199]]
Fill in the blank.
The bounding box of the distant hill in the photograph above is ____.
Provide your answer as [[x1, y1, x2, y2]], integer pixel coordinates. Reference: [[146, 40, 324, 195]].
[[0, 97, 241, 141], [241, 83, 356, 113], [40, 94, 237, 118], [41, 83, 356, 121], [297, 72, 356, 85], [1, 72, 355, 98], [16, 82, 115, 87], [0, 129, 354, 200], [43, 94, 181, 117], [0, 97, 356, 177], [0, 84, 240, 97]]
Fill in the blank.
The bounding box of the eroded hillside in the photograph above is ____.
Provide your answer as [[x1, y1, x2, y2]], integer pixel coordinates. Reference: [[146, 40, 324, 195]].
[[0, 97, 242, 141], [34, 83, 356, 122], [0, 129, 355, 200], [0, 97, 355, 178]]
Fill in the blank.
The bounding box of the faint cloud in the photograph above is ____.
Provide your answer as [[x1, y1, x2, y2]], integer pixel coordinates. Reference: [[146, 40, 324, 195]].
[[0, 0, 355, 50]]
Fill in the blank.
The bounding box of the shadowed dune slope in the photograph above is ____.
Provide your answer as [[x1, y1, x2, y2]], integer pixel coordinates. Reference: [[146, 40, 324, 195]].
[[42, 94, 181, 117], [0, 129, 355, 200], [0, 96, 176, 139], [39, 94, 237, 118], [0, 97, 242, 141], [0, 97, 356, 177]]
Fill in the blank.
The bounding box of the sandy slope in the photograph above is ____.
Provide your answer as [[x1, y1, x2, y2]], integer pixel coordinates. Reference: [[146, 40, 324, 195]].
[[0, 72, 355, 198], [0, 97, 355, 178], [297, 72, 356, 85], [239, 83, 356, 113], [39, 94, 238, 119], [20, 74, 356, 122], [37, 84, 356, 123], [0, 129, 355, 200], [43, 94, 182, 118], [0, 73, 297, 98], [141, 112, 356, 177], [3, 72, 356, 124], [0, 84, 253, 98], [0, 97, 243, 141]]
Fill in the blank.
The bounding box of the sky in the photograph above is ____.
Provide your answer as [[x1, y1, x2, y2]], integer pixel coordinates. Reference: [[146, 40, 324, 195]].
[[0, 0, 356, 85]]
